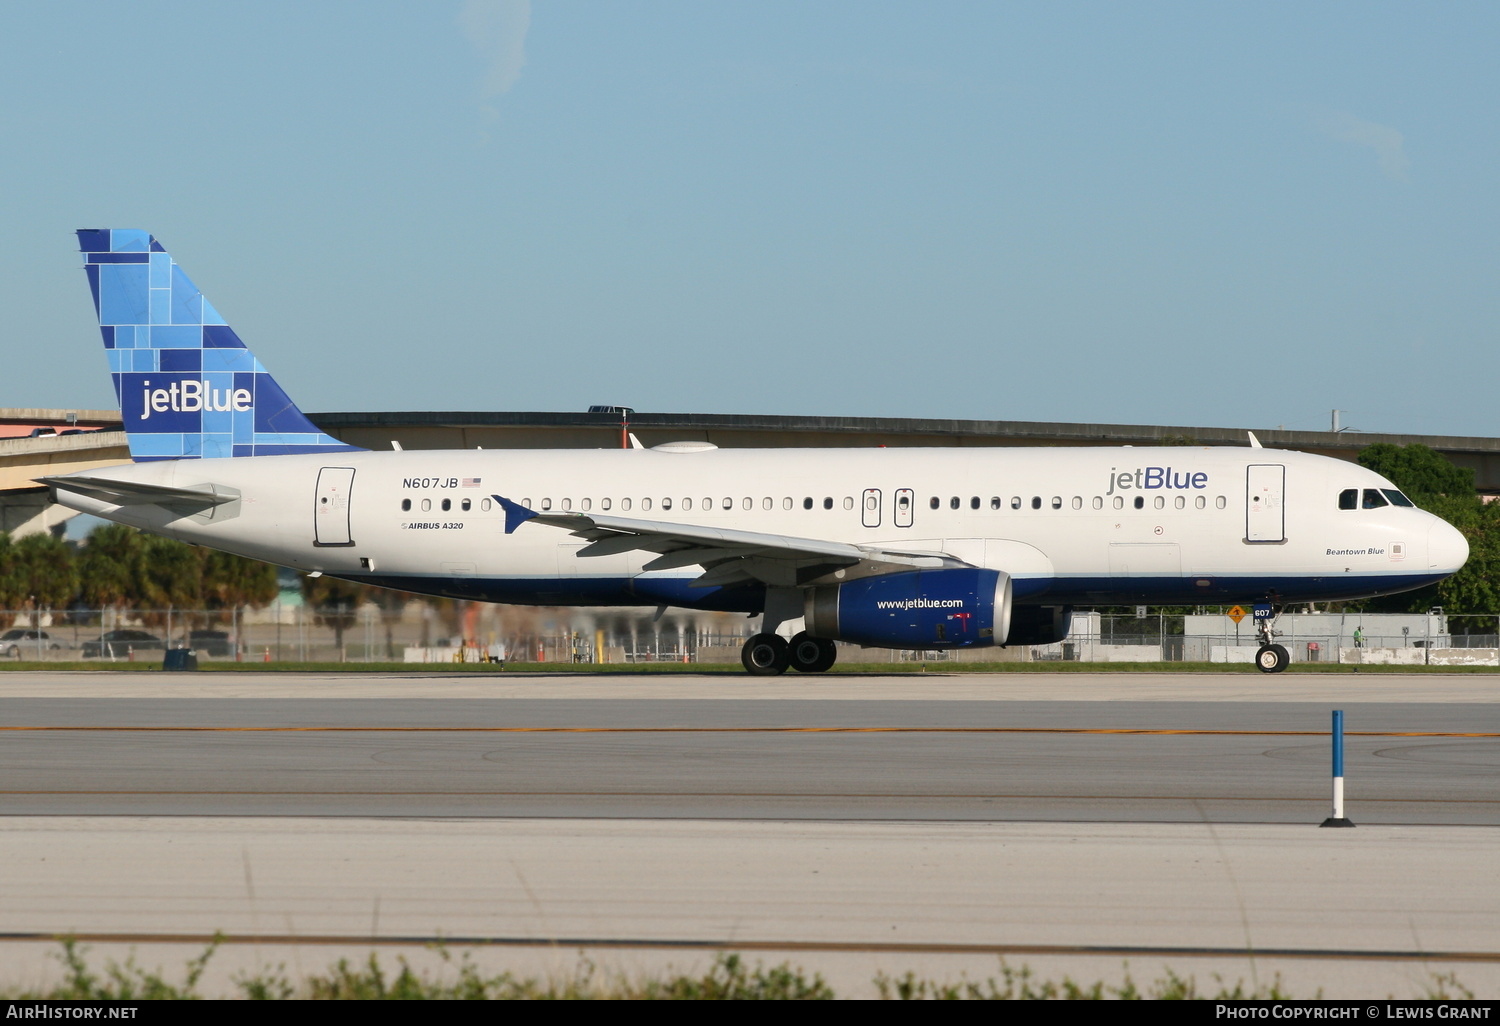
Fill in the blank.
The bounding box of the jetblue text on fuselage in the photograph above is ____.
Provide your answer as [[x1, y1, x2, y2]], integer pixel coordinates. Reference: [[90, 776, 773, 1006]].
[[138, 380, 251, 420], [1106, 467, 1209, 496]]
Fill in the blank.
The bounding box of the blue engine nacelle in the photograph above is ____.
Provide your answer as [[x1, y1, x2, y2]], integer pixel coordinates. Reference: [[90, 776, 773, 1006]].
[[804, 568, 1013, 649]]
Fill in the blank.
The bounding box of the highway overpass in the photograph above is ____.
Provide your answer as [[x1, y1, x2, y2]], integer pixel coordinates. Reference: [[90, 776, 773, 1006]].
[[5, 407, 1500, 537]]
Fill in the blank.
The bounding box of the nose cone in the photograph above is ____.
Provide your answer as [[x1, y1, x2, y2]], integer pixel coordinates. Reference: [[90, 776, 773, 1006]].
[[1427, 518, 1470, 573]]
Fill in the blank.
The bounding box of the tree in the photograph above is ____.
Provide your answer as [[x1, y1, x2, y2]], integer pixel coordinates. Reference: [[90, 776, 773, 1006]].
[[8, 533, 79, 620], [0, 532, 19, 624], [1352, 444, 1497, 616], [135, 535, 203, 627], [201, 549, 280, 619], [302, 574, 364, 658], [1358, 443, 1474, 499], [77, 523, 145, 612]]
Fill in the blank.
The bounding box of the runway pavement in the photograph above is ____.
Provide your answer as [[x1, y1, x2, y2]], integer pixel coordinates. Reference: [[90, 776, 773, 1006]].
[[0, 670, 1495, 996], [0, 671, 1494, 822]]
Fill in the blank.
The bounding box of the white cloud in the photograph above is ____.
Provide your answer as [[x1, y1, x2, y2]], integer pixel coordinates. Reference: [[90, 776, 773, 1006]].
[[458, 0, 531, 106], [1316, 109, 1410, 182]]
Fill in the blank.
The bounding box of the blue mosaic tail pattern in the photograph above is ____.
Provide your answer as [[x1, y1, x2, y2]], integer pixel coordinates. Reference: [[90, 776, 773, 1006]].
[[77, 229, 363, 461]]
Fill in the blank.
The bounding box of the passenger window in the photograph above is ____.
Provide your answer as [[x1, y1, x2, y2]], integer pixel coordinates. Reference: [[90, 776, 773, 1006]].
[[481, 498, 492, 512], [765, 498, 774, 510], [682, 498, 692, 511], [1092, 497, 1103, 510], [950, 496, 960, 510], [462, 498, 472, 512], [1215, 496, 1226, 509], [601, 498, 611, 511], [540, 498, 552, 511], [521, 497, 531, 507], [990, 497, 1001, 510], [1113, 496, 1124, 510], [1338, 488, 1358, 511], [804, 497, 814, 510], [1133, 496, 1144, 509], [441, 498, 452, 512], [1195, 496, 1205, 509], [622, 498, 632, 511], [866, 494, 879, 511], [560, 498, 570, 511], [1382, 489, 1415, 507], [1011, 497, 1021, 510], [783, 497, 792, 510], [1174, 496, 1184, 509], [1051, 496, 1062, 510], [642, 498, 653, 511], [1031, 496, 1041, 510], [843, 496, 854, 510], [1362, 489, 1388, 509], [743, 497, 753, 510], [930, 497, 940, 510], [703, 497, 711, 510], [421, 498, 432, 512], [401, 498, 411, 512], [823, 497, 833, 510], [661, 498, 672, 511], [1072, 496, 1082, 510], [724, 497, 734, 510], [1153, 496, 1164, 510], [970, 496, 980, 510]]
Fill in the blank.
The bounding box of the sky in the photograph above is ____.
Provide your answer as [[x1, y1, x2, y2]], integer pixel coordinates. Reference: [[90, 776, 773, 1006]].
[[2, 2, 1497, 437]]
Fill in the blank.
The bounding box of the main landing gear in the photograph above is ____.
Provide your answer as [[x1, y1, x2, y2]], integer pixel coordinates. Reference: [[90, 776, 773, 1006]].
[[741, 632, 837, 675], [1253, 600, 1288, 673]]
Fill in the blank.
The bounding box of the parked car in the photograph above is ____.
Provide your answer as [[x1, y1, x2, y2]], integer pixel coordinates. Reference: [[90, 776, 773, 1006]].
[[0, 629, 63, 658], [175, 630, 237, 657], [82, 630, 165, 658]]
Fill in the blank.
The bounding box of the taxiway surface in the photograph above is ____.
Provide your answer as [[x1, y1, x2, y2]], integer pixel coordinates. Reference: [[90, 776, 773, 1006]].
[[1, 670, 1495, 997]]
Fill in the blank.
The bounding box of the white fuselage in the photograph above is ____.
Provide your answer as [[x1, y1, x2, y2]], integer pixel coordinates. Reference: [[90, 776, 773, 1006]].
[[52, 443, 1469, 612]]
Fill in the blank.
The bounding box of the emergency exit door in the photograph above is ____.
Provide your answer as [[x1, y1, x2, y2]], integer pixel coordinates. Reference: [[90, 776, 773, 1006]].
[[862, 488, 881, 528], [895, 488, 914, 528], [314, 467, 356, 546], [1245, 464, 1285, 543]]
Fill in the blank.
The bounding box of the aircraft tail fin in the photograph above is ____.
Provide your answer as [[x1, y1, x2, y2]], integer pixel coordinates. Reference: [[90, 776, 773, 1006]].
[[76, 229, 363, 461]]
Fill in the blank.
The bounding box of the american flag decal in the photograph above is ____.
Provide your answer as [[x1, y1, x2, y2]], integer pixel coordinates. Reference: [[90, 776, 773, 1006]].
[[462, 478, 481, 487]]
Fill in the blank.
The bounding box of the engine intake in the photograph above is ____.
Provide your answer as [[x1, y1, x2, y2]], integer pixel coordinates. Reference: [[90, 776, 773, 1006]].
[[805, 568, 1012, 649]]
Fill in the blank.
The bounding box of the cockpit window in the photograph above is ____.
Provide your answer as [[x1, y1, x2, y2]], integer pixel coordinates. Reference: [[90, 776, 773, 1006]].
[[1382, 489, 1415, 507], [1362, 489, 1389, 509], [1338, 489, 1357, 510]]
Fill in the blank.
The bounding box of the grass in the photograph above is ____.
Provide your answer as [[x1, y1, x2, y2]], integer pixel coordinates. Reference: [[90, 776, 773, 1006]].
[[0, 659, 1495, 674], [1, 941, 1478, 1000]]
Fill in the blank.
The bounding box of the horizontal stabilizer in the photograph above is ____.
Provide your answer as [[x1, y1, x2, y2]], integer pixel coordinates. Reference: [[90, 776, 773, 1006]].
[[38, 474, 236, 509]]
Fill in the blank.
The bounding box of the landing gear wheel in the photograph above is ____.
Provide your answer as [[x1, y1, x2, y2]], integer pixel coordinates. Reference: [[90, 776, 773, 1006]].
[[741, 633, 790, 676], [787, 632, 837, 673], [1255, 643, 1289, 673]]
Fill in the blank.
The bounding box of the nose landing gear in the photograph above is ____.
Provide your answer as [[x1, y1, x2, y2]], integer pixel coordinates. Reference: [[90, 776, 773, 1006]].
[[1252, 599, 1288, 673]]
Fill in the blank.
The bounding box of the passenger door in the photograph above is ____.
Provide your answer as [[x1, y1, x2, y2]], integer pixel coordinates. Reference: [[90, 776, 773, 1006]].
[[1245, 464, 1285, 543], [314, 467, 356, 546]]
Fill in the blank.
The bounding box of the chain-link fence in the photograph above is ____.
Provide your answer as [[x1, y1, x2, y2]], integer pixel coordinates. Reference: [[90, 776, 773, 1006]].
[[3, 605, 1495, 666]]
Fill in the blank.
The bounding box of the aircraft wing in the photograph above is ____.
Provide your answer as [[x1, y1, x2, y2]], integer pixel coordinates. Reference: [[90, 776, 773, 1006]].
[[495, 495, 960, 588], [38, 474, 237, 509]]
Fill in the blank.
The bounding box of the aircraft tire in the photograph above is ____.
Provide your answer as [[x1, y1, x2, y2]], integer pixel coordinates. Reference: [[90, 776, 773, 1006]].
[[1255, 643, 1289, 673], [788, 633, 837, 673], [742, 633, 790, 675]]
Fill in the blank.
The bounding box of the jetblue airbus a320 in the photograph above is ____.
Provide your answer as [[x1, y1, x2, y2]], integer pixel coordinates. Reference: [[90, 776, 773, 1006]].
[[44, 230, 1469, 673]]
